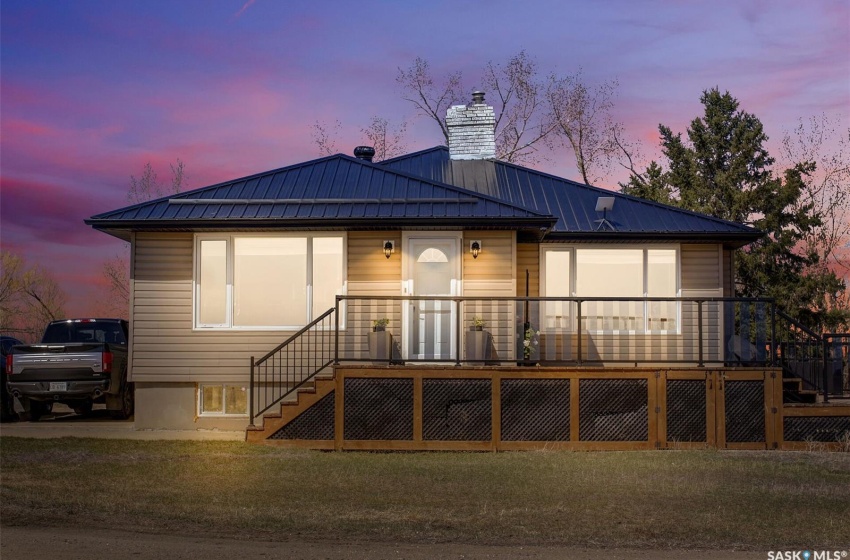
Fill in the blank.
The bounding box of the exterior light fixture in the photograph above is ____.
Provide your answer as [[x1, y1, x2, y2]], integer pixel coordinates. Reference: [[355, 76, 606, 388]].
[[383, 240, 394, 259], [470, 240, 481, 259]]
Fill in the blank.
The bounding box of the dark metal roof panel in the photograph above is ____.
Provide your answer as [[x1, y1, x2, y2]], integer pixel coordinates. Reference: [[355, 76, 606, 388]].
[[380, 146, 759, 237], [88, 154, 554, 229]]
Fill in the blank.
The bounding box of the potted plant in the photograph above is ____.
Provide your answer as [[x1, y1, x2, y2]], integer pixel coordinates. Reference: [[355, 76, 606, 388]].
[[520, 324, 540, 365], [369, 318, 392, 363], [465, 316, 493, 362], [372, 318, 389, 332]]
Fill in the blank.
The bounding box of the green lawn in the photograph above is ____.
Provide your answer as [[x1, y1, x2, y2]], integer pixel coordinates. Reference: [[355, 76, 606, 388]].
[[1, 437, 848, 549]]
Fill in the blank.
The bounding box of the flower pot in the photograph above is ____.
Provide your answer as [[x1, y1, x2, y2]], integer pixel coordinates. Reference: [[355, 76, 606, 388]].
[[465, 330, 493, 362], [368, 330, 392, 362]]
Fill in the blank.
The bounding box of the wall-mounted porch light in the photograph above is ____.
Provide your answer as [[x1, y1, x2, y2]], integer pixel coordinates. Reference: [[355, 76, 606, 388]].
[[470, 240, 482, 259], [383, 240, 395, 259]]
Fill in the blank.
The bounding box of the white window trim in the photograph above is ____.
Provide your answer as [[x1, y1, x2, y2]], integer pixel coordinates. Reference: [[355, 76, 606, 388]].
[[197, 383, 249, 417], [539, 244, 681, 335], [193, 232, 347, 331]]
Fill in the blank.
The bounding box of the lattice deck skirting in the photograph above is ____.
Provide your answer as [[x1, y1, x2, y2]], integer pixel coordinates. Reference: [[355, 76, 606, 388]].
[[257, 367, 850, 451]]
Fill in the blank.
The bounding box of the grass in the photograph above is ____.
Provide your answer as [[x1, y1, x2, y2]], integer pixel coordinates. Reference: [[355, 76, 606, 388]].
[[1, 437, 849, 549]]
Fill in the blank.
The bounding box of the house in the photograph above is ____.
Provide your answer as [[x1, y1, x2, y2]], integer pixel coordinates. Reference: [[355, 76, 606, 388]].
[[87, 92, 850, 449]]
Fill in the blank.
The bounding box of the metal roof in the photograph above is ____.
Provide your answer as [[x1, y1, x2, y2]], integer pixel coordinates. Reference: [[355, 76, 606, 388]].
[[88, 146, 760, 247], [86, 154, 556, 237], [380, 147, 761, 244]]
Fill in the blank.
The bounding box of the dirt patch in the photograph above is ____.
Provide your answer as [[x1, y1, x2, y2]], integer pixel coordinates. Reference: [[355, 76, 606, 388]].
[[0, 526, 765, 560]]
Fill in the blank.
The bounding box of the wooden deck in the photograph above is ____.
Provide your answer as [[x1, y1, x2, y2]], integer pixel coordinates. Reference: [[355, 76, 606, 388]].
[[247, 365, 850, 451]]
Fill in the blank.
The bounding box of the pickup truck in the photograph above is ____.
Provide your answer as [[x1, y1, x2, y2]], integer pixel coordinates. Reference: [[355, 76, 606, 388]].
[[5, 319, 132, 421]]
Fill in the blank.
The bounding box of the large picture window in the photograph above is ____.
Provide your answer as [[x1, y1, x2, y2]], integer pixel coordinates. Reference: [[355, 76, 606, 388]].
[[195, 234, 345, 329], [541, 245, 679, 333]]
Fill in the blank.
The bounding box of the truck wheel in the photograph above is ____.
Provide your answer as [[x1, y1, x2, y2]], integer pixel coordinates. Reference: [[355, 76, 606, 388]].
[[73, 400, 93, 417], [0, 395, 16, 422], [23, 400, 51, 422], [110, 383, 134, 420]]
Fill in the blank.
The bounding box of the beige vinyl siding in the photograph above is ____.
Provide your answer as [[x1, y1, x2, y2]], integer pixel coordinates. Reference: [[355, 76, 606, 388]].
[[679, 244, 723, 363], [516, 243, 540, 297], [131, 232, 306, 383], [462, 231, 516, 361], [340, 232, 402, 359], [722, 248, 734, 297], [347, 231, 402, 288], [680, 244, 722, 296]]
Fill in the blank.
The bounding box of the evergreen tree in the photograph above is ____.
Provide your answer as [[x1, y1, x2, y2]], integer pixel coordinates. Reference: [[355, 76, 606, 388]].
[[622, 88, 847, 330]]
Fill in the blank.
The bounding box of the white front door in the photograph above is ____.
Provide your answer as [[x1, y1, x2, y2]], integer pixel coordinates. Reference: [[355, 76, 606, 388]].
[[403, 235, 461, 360]]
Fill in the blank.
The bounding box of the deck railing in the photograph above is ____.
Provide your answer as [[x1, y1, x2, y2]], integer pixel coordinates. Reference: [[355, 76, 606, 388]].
[[249, 307, 335, 425], [249, 296, 848, 423], [333, 296, 778, 367], [824, 334, 850, 397]]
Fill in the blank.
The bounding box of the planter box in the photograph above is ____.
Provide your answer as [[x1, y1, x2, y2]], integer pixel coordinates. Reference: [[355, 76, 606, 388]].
[[465, 330, 493, 362], [368, 331, 398, 363]]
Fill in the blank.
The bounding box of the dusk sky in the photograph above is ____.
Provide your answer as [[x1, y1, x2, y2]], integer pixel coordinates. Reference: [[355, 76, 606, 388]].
[[1, 0, 848, 317]]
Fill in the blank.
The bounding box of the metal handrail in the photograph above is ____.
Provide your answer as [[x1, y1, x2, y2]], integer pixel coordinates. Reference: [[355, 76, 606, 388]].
[[249, 307, 335, 426], [249, 296, 846, 426]]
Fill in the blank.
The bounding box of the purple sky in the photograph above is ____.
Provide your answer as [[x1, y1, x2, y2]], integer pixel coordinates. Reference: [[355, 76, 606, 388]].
[[1, 0, 848, 316]]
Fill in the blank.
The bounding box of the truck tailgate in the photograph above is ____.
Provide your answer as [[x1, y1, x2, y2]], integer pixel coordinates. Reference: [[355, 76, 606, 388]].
[[10, 344, 108, 381]]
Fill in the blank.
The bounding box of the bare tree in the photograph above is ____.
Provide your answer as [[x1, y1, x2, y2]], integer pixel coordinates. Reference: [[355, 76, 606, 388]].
[[546, 72, 624, 184], [311, 120, 342, 157], [361, 116, 408, 161], [780, 114, 850, 277], [396, 57, 464, 144], [482, 51, 554, 164], [0, 250, 67, 342], [102, 254, 130, 315], [103, 160, 187, 315], [0, 251, 23, 318], [128, 159, 186, 205], [396, 52, 554, 165]]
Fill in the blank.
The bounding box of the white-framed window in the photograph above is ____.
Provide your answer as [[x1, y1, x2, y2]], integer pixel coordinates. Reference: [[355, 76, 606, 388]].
[[198, 384, 248, 416], [540, 245, 680, 333], [194, 233, 346, 330]]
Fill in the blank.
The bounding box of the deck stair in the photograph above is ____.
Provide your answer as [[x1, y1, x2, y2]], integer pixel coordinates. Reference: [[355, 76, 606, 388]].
[[246, 374, 335, 441], [781, 377, 819, 404], [245, 297, 849, 447], [247, 307, 337, 441]]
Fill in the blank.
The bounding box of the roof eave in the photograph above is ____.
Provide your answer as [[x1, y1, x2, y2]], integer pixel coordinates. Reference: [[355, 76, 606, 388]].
[[541, 230, 763, 248], [86, 216, 557, 235]]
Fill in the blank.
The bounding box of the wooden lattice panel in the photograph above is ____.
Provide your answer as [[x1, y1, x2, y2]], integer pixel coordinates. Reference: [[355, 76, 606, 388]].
[[501, 379, 570, 441]]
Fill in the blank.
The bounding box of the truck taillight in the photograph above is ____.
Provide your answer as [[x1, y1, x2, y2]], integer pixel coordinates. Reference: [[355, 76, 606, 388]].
[[102, 351, 113, 373], [5, 354, 11, 376]]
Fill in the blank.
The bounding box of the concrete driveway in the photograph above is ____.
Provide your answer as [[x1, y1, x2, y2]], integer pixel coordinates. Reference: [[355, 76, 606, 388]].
[[0, 404, 242, 440]]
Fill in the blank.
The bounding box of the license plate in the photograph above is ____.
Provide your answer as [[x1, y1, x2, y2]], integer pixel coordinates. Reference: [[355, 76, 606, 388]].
[[49, 382, 67, 392]]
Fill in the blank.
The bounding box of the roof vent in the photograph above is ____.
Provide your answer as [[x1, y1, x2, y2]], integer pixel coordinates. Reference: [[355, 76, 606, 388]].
[[353, 146, 376, 162]]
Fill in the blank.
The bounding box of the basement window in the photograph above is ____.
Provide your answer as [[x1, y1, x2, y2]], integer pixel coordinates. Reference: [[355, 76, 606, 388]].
[[199, 384, 248, 416]]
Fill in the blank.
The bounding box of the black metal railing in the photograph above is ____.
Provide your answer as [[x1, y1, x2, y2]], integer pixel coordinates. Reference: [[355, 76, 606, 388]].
[[824, 333, 850, 396], [334, 296, 779, 368], [249, 296, 848, 422], [774, 310, 824, 392], [249, 307, 335, 426]]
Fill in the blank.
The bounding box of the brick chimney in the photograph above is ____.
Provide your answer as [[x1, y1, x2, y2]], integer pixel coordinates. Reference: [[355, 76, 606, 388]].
[[446, 91, 496, 160]]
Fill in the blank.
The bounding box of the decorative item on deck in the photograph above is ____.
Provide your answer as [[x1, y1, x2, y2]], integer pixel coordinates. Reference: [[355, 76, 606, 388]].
[[522, 325, 540, 362]]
